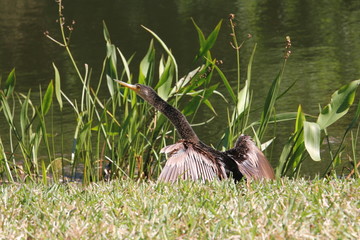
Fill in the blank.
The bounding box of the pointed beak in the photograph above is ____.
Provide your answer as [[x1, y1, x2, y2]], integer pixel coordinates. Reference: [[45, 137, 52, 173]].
[[114, 79, 139, 92]]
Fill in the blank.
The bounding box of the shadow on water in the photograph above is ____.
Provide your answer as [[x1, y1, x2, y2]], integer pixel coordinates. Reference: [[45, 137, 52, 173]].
[[1, 0, 360, 178]]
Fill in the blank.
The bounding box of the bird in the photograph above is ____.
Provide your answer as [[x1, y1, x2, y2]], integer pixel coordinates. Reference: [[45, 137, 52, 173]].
[[115, 80, 275, 182]]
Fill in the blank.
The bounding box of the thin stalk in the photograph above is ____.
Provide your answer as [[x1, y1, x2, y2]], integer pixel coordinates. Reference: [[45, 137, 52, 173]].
[[57, 1, 84, 84], [350, 129, 359, 178], [229, 17, 241, 93], [60, 110, 65, 182]]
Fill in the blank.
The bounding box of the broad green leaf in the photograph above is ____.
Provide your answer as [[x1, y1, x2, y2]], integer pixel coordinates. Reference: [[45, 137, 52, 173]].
[[106, 75, 114, 97], [291, 105, 305, 168], [4, 68, 16, 97], [182, 95, 202, 116], [103, 21, 111, 43], [42, 81, 54, 116], [304, 121, 321, 161], [295, 105, 305, 132], [156, 55, 173, 89], [139, 40, 155, 85], [20, 91, 31, 138], [237, 80, 250, 116], [193, 19, 223, 62], [276, 129, 305, 177], [103, 21, 118, 79], [201, 19, 222, 56], [52, 63, 63, 110], [317, 79, 360, 129], [106, 43, 118, 79], [157, 55, 174, 100]]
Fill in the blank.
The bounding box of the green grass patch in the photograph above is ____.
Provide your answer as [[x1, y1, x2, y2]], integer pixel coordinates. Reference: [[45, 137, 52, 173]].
[[1, 179, 359, 239]]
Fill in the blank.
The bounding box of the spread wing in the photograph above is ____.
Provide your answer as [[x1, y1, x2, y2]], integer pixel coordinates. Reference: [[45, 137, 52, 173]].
[[225, 135, 275, 180], [236, 144, 275, 180], [158, 142, 223, 182]]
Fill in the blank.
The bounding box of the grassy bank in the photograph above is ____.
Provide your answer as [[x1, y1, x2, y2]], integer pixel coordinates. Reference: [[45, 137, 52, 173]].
[[0, 178, 359, 239]]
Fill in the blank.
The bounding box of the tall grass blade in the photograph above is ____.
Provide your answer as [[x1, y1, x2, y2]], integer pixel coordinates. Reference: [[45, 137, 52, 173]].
[[191, 18, 206, 47], [4, 68, 16, 97], [52, 63, 63, 110], [19, 91, 31, 139], [41, 81, 54, 116], [0, 138, 14, 182], [1, 92, 15, 129], [214, 65, 236, 103], [276, 106, 305, 177], [117, 48, 132, 83], [141, 25, 179, 83], [238, 43, 256, 114], [257, 69, 283, 140]]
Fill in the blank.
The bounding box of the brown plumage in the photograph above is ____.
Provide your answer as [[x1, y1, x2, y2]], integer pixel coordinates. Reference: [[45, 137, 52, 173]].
[[115, 80, 275, 182]]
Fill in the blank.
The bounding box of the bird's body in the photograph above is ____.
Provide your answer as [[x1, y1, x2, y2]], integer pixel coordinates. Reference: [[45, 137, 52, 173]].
[[115, 80, 275, 182]]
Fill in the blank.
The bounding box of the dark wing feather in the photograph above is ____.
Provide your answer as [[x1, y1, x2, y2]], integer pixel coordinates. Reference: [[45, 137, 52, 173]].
[[158, 142, 221, 182], [236, 144, 275, 180], [225, 135, 275, 180]]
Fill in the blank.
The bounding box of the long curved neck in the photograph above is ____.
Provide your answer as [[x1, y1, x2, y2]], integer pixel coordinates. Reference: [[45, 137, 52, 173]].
[[147, 94, 200, 143]]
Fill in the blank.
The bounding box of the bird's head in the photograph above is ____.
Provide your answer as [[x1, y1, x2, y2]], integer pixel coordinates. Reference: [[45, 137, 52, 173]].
[[114, 80, 159, 104]]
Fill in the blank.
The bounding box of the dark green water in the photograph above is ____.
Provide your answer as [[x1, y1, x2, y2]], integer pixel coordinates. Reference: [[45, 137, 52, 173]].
[[1, 0, 360, 176]]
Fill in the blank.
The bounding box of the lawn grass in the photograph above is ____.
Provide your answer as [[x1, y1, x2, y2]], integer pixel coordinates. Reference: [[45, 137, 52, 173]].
[[0, 178, 359, 239]]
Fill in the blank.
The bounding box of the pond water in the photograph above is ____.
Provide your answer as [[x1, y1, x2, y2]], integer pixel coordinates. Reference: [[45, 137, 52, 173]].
[[1, 0, 360, 177]]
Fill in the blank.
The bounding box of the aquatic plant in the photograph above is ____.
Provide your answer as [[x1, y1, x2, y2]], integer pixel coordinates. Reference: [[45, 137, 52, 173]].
[[0, 0, 359, 183]]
